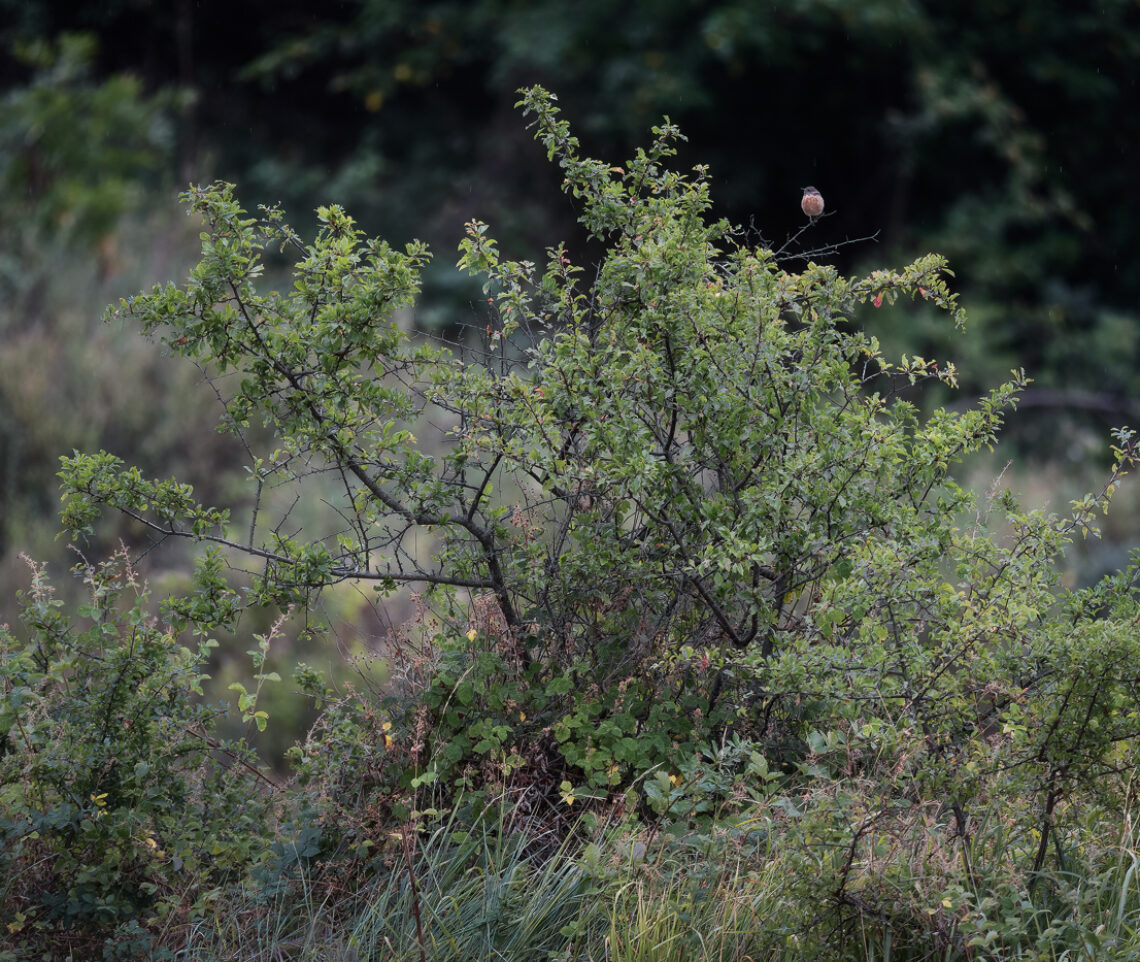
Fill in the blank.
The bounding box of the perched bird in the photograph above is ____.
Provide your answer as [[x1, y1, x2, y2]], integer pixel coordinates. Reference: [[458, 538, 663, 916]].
[[801, 186, 825, 223]]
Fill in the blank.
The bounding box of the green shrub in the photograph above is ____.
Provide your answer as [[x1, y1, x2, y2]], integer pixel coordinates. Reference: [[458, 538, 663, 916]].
[[0, 549, 277, 959], [56, 87, 1011, 797]]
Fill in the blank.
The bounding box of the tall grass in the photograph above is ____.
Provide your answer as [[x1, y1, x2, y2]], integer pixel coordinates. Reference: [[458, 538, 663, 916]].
[[71, 784, 1140, 961], [177, 800, 780, 961]]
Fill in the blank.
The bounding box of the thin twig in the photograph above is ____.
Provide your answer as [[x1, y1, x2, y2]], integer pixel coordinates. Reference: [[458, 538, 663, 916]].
[[401, 824, 428, 962]]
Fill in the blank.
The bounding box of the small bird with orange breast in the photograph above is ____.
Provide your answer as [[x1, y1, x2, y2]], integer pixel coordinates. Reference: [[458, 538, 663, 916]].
[[801, 186, 825, 223]]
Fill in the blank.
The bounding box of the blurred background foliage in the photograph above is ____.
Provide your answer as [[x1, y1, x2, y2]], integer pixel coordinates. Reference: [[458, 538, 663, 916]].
[[2, 0, 1139, 759]]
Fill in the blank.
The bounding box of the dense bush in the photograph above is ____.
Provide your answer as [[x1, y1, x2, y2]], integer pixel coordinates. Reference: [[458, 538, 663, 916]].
[[4, 87, 1140, 957], [58, 87, 989, 789], [0, 549, 278, 959]]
